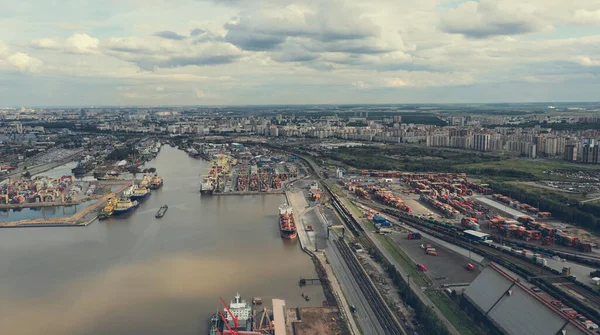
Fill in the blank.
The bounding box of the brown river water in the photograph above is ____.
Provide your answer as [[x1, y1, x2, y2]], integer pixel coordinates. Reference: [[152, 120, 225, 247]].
[[0, 145, 324, 335]]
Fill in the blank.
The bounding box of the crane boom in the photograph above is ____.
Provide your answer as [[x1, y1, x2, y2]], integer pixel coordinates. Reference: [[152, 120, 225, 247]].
[[218, 310, 236, 335]]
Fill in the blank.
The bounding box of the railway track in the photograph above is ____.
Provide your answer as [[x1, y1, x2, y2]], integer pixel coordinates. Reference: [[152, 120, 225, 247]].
[[335, 238, 406, 335], [360, 201, 600, 326]]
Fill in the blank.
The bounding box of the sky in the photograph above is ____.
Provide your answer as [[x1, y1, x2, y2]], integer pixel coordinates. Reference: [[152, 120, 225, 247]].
[[1, 0, 600, 106]]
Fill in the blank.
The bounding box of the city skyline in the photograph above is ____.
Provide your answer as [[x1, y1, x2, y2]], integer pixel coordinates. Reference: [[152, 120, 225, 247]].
[[2, 0, 600, 106]]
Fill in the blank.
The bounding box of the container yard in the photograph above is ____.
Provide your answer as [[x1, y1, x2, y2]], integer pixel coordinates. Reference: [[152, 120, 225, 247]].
[[335, 171, 598, 255], [0, 176, 101, 208], [197, 143, 302, 196]]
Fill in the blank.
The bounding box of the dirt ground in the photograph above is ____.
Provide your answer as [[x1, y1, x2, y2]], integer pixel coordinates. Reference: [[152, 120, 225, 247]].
[[292, 307, 344, 335]]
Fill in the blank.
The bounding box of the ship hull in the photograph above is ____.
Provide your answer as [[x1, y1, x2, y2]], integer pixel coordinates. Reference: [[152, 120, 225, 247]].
[[130, 192, 151, 201], [149, 182, 163, 190], [113, 203, 139, 215], [98, 213, 112, 220], [281, 231, 297, 239]]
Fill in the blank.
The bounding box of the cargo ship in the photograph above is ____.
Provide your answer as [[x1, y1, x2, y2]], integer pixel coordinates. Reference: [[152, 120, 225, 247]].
[[279, 204, 297, 239], [112, 197, 139, 215], [139, 174, 153, 188], [155, 205, 168, 218], [200, 178, 215, 195], [208, 312, 223, 335], [149, 175, 163, 189], [71, 159, 94, 176], [224, 293, 253, 331], [130, 186, 151, 201], [99, 198, 118, 220]]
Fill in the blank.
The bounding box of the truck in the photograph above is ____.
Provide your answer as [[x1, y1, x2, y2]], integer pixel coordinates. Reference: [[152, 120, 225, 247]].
[[407, 232, 421, 240], [589, 269, 600, 278], [426, 248, 438, 256], [378, 228, 393, 235]]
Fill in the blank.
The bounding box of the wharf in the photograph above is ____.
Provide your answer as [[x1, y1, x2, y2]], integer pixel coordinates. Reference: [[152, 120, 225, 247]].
[[0, 182, 132, 228], [284, 190, 313, 251], [0, 200, 91, 209], [213, 190, 285, 196]]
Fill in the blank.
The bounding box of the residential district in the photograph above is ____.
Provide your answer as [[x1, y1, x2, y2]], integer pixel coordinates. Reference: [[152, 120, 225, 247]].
[[1, 104, 600, 335]]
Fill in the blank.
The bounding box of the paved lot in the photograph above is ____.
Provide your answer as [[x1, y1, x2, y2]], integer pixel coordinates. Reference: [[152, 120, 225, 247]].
[[389, 233, 482, 285]]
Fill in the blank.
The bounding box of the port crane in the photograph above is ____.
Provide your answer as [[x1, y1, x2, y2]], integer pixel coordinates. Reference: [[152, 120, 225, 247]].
[[214, 296, 239, 335], [200, 153, 233, 192]]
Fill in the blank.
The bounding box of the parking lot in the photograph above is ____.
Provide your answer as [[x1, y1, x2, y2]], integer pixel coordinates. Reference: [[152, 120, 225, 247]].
[[389, 233, 482, 285]]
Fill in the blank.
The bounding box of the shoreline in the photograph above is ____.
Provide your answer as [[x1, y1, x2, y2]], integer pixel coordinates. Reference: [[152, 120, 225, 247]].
[[0, 183, 131, 228]]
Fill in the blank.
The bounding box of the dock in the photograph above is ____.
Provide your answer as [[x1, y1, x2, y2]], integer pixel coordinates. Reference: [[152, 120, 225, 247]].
[[211, 190, 285, 196], [0, 182, 132, 228]]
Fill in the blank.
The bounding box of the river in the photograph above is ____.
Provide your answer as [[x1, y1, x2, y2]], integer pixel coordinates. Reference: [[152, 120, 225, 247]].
[[0, 146, 324, 335]]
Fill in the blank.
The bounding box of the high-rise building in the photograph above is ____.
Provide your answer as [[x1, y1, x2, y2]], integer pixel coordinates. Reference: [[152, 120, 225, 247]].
[[473, 134, 490, 151], [564, 144, 578, 162]]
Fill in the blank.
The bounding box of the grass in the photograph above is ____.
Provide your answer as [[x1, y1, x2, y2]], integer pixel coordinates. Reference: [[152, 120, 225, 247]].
[[425, 291, 486, 335], [507, 181, 588, 201], [456, 158, 599, 181]]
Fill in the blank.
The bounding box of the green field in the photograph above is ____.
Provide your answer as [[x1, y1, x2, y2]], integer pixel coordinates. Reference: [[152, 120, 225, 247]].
[[456, 158, 599, 181]]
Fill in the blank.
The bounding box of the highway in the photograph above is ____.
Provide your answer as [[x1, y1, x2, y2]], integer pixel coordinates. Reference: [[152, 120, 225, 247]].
[[324, 230, 387, 335]]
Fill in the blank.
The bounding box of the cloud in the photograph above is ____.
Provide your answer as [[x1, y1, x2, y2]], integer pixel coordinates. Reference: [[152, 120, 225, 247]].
[[190, 28, 206, 36], [153, 30, 187, 40], [195, 89, 205, 98], [30, 34, 99, 54], [224, 2, 381, 52], [31, 38, 60, 50], [352, 80, 366, 88], [573, 9, 600, 25], [66, 33, 99, 54], [7, 52, 43, 72], [573, 56, 600, 67], [440, 0, 549, 38], [104, 35, 242, 70], [387, 78, 407, 87]]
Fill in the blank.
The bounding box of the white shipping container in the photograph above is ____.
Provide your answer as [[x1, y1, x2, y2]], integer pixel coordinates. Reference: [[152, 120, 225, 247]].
[[525, 253, 534, 260]]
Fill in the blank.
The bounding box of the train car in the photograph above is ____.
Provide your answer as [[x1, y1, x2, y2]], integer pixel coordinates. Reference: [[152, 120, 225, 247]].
[[464, 230, 492, 244]]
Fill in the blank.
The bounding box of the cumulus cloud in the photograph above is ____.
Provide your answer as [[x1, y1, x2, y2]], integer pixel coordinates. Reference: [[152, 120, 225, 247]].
[[440, 0, 550, 38], [66, 33, 99, 53], [30, 33, 99, 54], [574, 56, 600, 67], [104, 34, 242, 70], [153, 31, 187, 40], [31, 38, 60, 50], [7, 52, 43, 72], [224, 2, 381, 52]]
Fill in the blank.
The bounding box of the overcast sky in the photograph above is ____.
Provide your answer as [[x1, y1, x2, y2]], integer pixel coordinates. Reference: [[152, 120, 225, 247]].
[[1, 0, 600, 106]]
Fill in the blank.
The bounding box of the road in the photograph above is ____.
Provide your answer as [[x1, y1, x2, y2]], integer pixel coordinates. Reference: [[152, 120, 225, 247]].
[[325, 230, 387, 335]]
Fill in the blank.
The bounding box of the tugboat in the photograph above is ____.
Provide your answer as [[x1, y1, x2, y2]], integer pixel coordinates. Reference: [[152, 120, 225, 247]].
[[112, 197, 139, 215]]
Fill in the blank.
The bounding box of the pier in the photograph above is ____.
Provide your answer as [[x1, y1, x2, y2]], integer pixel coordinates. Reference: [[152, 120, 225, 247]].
[[0, 182, 132, 228], [211, 190, 285, 196]]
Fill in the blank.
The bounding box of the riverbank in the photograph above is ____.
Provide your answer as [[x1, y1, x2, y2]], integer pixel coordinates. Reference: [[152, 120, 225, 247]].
[[0, 182, 132, 228]]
